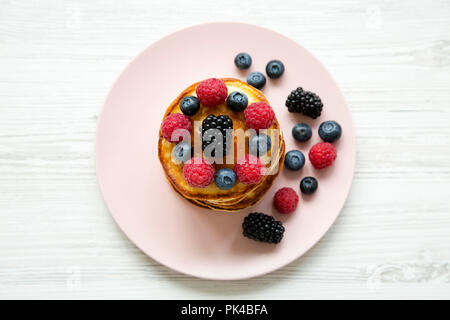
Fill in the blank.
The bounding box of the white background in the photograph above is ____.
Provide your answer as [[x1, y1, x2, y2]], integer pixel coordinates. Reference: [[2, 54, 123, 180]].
[[1, 0, 449, 299]]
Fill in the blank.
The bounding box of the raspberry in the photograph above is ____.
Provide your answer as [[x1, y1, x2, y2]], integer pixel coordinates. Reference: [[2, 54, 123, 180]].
[[160, 113, 192, 143], [182, 157, 215, 188], [309, 142, 337, 169], [235, 154, 265, 185], [273, 187, 299, 214], [195, 78, 228, 107], [244, 102, 275, 130]]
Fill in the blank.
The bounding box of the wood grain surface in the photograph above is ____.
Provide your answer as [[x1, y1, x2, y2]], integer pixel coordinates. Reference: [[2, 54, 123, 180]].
[[0, 0, 449, 299]]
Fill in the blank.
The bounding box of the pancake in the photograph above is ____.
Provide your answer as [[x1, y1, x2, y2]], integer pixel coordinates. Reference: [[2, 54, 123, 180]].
[[158, 78, 285, 211]]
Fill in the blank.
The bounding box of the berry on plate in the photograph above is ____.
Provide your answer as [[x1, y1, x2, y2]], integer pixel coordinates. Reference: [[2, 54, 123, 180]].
[[214, 168, 237, 190], [292, 123, 312, 142], [235, 154, 265, 185], [242, 212, 285, 244], [244, 102, 275, 130], [180, 96, 200, 116], [172, 141, 192, 163], [234, 52, 252, 69], [161, 113, 192, 143], [266, 60, 285, 79], [182, 157, 215, 188], [226, 91, 248, 112], [286, 87, 323, 119], [300, 176, 318, 195], [284, 150, 305, 171], [249, 133, 272, 156], [196, 78, 228, 107], [309, 142, 337, 169], [319, 120, 342, 142], [247, 72, 266, 89], [273, 187, 299, 214]]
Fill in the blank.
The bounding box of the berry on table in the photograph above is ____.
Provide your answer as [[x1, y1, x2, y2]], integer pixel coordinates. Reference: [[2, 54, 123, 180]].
[[309, 142, 337, 169], [266, 60, 285, 79], [273, 187, 299, 214], [249, 133, 272, 156], [180, 96, 200, 116], [292, 123, 312, 142], [196, 78, 228, 107], [234, 52, 252, 69], [286, 87, 323, 119], [161, 113, 192, 143], [244, 102, 275, 130], [319, 120, 342, 142], [172, 141, 192, 163], [201, 114, 233, 157], [214, 168, 237, 190], [226, 91, 248, 112], [284, 150, 305, 171], [235, 154, 265, 185], [182, 157, 215, 188], [300, 176, 318, 195], [242, 212, 285, 244], [247, 72, 266, 89]]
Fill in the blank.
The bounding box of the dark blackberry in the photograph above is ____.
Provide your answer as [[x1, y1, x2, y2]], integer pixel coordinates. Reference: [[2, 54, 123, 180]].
[[285, 87, 323, 119], [201, 114, 233, 157], [242, 212, 285, 244]]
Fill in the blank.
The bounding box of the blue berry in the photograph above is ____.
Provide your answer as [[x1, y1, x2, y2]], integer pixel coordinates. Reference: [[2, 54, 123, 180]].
[[292, 123, 312, 142], [247, 72, 266, 89], [284, 150, 305, 171], [266, 60, 285, 79], [172, 141, 192, 162], [227, 91, 248, 112], [214, 168, 237, 190], [249, 133, 272, 156], [318, 120, 342, 142], [180, 96, 200, 116], [300, 176, 318, 195], [234, 52, 252, 69]]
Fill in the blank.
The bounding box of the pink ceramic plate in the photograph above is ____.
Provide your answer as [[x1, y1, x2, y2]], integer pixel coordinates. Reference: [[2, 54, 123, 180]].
[[96, 23, 355, 280]]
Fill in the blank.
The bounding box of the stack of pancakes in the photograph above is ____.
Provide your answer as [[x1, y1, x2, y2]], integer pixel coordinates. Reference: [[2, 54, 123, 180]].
[[158, 78, 285, 212]]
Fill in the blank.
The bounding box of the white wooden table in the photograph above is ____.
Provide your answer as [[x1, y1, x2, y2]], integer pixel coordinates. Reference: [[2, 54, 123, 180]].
[[1, 0, 449, 299]]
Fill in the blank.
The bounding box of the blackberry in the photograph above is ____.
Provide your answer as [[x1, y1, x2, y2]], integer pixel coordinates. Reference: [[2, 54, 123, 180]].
[[201, 114, 233, 157], [285, 87, 323, 119], [242, 212, 285, 244]]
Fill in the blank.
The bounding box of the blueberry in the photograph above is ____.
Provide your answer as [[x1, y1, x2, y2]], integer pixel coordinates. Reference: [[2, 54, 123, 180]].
[[318, 120, 342, 142], [180, 96, 200, 116], [292, 123, 312, 142], [300, 176, 318, 195], [214, 168, 237, 190], [172, 141, 192, 162], [265, 60, 285, 79], [284, 150, 305, 171], [234, 53, 252, 69], [247, 72, 266, 89], [249, 133, 272, 156], [227, 91, 248, 112]]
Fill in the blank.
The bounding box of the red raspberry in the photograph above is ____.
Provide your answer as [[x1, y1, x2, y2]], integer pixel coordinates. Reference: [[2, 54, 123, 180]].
[[235, 154, 265, 185], [244, 102, 275, 130], [273, 187, 299, 214], [182, 157, 215, 188], [161, 113, 192, 143], [309, 142, 337, 169], [195, 78, 228, 107]]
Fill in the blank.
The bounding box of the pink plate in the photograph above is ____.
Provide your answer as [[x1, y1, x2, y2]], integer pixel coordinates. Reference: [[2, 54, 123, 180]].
[[96, 23, 355, 280]]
